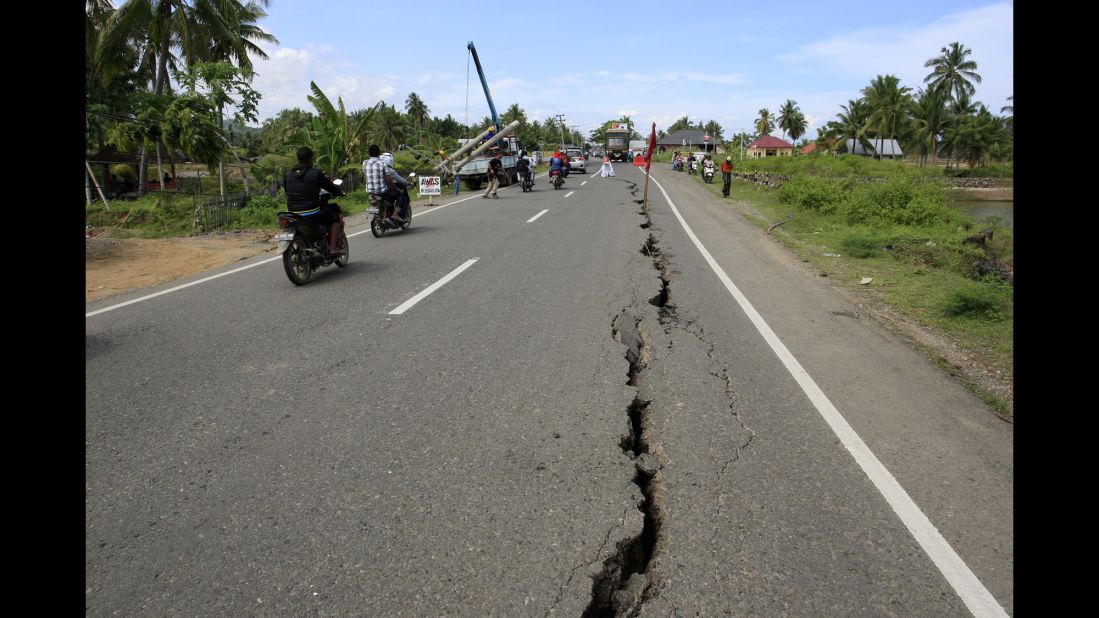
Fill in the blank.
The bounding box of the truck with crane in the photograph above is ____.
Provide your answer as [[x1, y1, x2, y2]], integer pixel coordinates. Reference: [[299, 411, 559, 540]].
[[451, 42, 521, 192]]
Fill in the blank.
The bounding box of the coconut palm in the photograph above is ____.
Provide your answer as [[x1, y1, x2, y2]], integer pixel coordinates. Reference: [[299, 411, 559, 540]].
[[786, 112, 808, 147], [405, 92, 429, 140], [833, 99, 869, 155], [923, 42, 982, 104], [754, 109, 773, 137], [501, 103, 527, 127], [97, 0, 277, 194], [370, 104, 407, 152], [907, 88, 950, 166], [860, 74, 913, 160], [777, 100, 801, 143]]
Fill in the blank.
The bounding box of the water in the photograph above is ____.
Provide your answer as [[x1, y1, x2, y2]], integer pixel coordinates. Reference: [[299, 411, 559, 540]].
[[951, 200, 1013, 227]]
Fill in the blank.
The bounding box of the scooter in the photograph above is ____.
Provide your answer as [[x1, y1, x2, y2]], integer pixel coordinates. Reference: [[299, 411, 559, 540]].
[[520, 171, 534, 192], [703, 163, 715, 184], [688, 159, 698, 175], [368, 181, 412, 238], [275, 179, 348, 286]]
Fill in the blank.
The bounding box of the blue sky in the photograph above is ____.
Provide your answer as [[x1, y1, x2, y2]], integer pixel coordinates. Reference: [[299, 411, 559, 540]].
[[244, 0, 1013, 141]]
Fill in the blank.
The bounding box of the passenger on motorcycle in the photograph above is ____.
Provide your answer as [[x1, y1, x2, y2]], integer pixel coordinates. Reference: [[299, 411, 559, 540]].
[[560, 151, 571, 178], [284, 146, 346, 256], [516, 150, 533, 186], [548, 150, 564, 181], [364, 144, 409, 223]]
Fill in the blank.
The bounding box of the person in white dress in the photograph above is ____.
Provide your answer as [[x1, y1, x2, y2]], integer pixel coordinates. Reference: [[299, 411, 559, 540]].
[[600, 154, 615, 177]]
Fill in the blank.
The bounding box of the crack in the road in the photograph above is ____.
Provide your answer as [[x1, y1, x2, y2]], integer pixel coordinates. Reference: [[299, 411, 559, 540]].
[[547, 506, 631, 617]]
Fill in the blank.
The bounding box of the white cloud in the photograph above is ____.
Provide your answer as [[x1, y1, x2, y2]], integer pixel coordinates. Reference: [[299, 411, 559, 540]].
[[778, 2, 1012, 107]]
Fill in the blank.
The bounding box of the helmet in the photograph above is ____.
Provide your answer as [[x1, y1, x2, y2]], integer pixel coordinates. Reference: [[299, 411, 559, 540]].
[[726, 156, 732, 161], [380, 152, 394, 166]]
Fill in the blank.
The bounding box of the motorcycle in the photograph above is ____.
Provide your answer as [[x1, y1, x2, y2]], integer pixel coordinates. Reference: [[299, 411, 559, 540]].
[[368, 181, 412, 238], [520, 170, 534, 192], [549, 169, 564, 190], [703, 163, 715, 184], [275, 179, 349, 286], [687, 159, 698, 175]]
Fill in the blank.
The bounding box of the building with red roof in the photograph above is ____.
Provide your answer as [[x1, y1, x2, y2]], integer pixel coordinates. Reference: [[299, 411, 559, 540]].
[[800, 143, 819, 155], [745, 135, 795, 158]]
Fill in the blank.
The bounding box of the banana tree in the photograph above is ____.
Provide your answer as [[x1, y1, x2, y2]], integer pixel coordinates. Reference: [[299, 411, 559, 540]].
[[304, 81, 379, 181]]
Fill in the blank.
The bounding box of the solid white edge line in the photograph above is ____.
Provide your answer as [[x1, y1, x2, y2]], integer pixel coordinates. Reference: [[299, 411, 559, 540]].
[[388, 258, 478, 315], [581, 181, 587, 186], [643, 169, 1008, 618], [87, 177, 536, 317], [526, 209, 549, 223], [564, 191, 574, 198]]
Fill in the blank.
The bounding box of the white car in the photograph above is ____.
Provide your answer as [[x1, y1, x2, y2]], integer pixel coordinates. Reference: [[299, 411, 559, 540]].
[[566, 148, 585, 173]]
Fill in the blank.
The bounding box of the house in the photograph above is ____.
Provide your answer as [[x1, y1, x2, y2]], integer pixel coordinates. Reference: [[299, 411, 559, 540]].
[[800, 143, 819, 155], [843, 138, 903, 159], [656, 129, 721, 153], [745, 135, 794, 158]]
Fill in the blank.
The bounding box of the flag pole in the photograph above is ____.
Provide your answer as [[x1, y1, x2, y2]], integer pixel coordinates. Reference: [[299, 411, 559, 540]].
[[642, 122, 656, 210]]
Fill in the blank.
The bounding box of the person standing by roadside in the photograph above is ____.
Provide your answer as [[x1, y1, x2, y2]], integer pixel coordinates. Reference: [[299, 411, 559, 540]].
[[483, 151, 503, 199], [601, 153, 615, 177], [721, 155, 734, 197]]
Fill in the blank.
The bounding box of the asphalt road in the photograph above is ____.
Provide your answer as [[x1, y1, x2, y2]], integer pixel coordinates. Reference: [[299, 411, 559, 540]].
[[86, 162, 1012, 616]]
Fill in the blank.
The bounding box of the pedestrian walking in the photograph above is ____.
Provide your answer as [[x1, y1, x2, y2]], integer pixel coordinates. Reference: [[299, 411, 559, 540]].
[[483, 151, 503, 199], [721, 156, 734, 197]]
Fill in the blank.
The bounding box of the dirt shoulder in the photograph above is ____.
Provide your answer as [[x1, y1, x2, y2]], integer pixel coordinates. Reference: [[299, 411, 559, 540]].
[[85, 229, 279, 303]]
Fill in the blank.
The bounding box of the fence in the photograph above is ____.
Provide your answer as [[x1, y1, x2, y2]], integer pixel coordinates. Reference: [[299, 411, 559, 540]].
[[195, 190, 251, 231]]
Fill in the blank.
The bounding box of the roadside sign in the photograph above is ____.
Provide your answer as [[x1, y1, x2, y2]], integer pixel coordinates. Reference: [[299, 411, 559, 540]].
[[419, 176, 441, 196]]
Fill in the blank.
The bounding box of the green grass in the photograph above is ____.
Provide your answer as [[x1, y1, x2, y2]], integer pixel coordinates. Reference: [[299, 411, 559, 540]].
[[682, 162, 1013, 400]]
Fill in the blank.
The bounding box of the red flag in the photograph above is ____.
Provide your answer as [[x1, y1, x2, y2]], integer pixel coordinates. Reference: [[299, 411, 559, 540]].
[[645, 122, 657, 172]]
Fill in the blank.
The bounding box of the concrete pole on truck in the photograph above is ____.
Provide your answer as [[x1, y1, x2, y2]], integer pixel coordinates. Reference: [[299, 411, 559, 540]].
[[451, 120, 521, 172]]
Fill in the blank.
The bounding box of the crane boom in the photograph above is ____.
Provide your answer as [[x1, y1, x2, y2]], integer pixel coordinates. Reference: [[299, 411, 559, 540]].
[[467, 41, 499, 132]]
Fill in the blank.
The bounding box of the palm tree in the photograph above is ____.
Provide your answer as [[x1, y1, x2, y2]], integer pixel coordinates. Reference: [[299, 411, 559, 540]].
[[304, 81, 378, 178], [97, 0, 277, 194], [777, 100, 800, 143], [787, 112, 808, 147], [501, 103, 527, 127], [834, 99, 869, 155], [754, 109, 774, 137], [405, 92, 429, 142], [861, 74, 913, 160], [923, 42, 982, 104], [908, 88, 950, 166], [370, 104, 407, 152]]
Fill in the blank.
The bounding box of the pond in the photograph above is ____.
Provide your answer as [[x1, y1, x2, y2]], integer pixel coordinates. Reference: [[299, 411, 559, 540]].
[[951, 200, 1013, 228]]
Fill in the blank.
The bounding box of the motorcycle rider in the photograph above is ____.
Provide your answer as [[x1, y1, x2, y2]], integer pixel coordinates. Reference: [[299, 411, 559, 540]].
[[284, 146, 346, 256], [364, 144, 408, 223], [380, 151, 412, 219], [703, 155, 716, 183], [560, 150, 571, 178], [548, 150, 564, 183], [516, 150, 533, 187], [687, 152, 697, 174]]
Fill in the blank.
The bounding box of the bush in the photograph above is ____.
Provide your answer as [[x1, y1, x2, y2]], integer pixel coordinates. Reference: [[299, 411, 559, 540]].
[[943, 284, 1009, 320], [840, 233, 884, 258], [110, 164, 136, 180]]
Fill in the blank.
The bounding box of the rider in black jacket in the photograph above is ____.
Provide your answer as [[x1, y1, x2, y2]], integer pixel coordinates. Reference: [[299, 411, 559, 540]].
[[284, 147, 346, 255]]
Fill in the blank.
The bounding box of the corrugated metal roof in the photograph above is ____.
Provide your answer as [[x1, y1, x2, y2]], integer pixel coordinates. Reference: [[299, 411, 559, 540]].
[[844, 138, 903, 156], [656, 129, 710, 146]]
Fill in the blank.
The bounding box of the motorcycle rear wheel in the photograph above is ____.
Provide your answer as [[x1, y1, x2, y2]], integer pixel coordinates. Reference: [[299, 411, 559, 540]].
[[283, 236, 313, 285], [335, 232, 349, 267]]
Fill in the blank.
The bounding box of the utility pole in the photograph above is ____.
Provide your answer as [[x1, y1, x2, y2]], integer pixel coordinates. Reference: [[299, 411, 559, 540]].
[[554, 114, 566, 149]]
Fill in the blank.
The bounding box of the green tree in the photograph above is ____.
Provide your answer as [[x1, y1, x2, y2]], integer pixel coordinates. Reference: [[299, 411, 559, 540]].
[[405, 91, 429, 142], [178, 60, 261, 194], [908, 88, 950, 166], [259, 108, 314, 156], [305, 81, 379, 178], [787, 112, 808, 147], [370, 103, 407, 153], [501, 103, 527, 127], [754, 109, 774, 136], [860, 74, 913, 160], [923, 42, 982, 104], [777, 100, 801, 143]]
